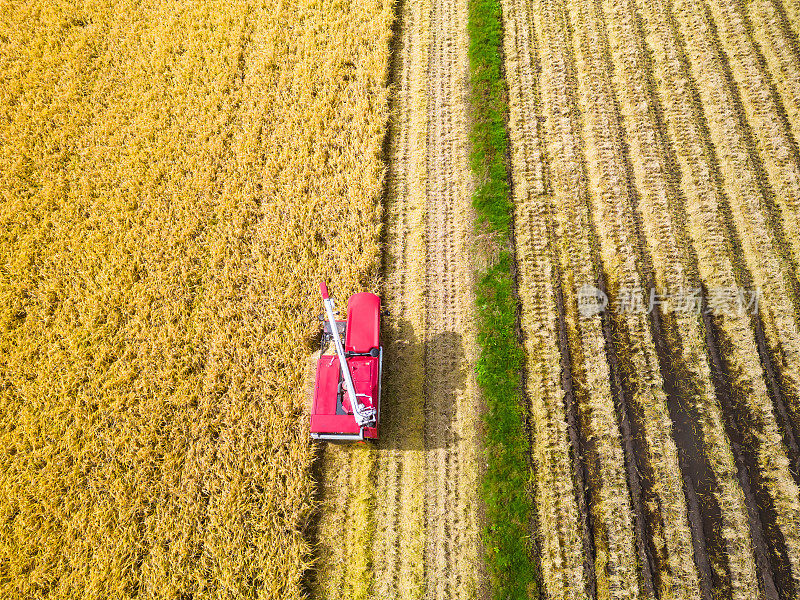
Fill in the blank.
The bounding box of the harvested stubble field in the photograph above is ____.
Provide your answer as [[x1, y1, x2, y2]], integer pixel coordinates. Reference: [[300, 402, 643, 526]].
[[312, 0, 485, 597], [503, 0, 800, 597], [4, 0, 800, 598]]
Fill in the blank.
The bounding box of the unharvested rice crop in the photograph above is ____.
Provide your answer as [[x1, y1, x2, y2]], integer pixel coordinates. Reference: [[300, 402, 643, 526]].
[[0, 0, 393, 598]]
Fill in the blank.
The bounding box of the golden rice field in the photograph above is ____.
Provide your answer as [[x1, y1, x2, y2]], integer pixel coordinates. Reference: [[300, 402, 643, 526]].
[[3, 0, 800, 598], [0, 0, 392, 598]]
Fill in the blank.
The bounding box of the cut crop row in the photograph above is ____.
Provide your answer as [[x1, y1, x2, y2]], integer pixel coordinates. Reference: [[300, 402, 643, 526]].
[[745, 0, 800, 156], [370, 0, 429, 596], [426, 0, 483, 596], [639, 0, 800, 594], [315, 446, 376, 600], [567, 0, 704, 596], [776, 0, 800, 44], [596, 0, 763, 597], [501, 0, 593, 597], [703, 0, 800, 437], [533, 0, 646, 597]]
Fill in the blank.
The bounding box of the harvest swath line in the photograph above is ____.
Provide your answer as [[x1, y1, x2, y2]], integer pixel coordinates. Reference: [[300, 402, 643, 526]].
[[531, 0, 646, 597], [726, 0, 800, 460], [702, 0, 800, 443], [602, 303, 660, 600], [371, 0, 428, 595], [781, 1, 800, 39], [494, 0, 800, 596], [424, 0, 480, 595], [558, 11, 662, 592], [698, 0, 800, 435], [752, 312, 800, 482], [501, 0, 595, 596], [555, 269, 597, 600], [588, 0, 720, 590], [629, 0, 797, 595], [701, 306, 782, 600], [705, 0, 800, 279], [715, 330, 797, 599], [746, 0, 800, 152], [570, 0, 704, 594], [634, 0, 800, 594], [666, 0, 800, 591]]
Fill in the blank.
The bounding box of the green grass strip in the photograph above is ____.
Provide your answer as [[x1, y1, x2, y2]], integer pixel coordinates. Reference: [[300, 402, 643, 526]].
[[467, 0, 538, 598]]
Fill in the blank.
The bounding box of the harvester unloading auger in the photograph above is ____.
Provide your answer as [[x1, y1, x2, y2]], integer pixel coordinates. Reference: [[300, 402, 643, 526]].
[[309, 282, 382, 441]]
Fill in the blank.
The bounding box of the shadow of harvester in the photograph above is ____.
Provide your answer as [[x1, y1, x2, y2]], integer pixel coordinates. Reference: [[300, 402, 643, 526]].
[[378, 318, 466, 452]]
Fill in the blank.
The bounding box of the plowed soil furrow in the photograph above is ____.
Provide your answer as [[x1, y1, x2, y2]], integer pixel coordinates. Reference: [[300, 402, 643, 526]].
[[424, 0, 479, 596], [532, 1, 644, 598], [597, 0, 761, 597], [665, 0, 800, 590], [500, 1, 593, 599]]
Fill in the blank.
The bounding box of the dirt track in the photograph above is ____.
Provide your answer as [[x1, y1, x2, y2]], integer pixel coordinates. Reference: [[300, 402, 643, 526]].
[[312, 0, 481, 596]]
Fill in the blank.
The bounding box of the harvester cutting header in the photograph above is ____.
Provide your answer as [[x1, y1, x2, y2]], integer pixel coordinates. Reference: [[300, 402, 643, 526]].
[[309, 282, 383, 441]]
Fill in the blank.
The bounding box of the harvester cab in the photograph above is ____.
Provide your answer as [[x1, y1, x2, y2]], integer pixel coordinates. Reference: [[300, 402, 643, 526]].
[[310, 281, 382, 441]]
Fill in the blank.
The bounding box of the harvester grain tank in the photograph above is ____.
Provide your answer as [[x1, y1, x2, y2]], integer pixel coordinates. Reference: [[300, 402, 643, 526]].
[[309, 282, 382, 441]]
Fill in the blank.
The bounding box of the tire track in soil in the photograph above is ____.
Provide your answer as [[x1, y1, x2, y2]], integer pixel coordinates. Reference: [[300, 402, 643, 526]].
[[372, 0, 429, 596], [423, 0, 480, 597]]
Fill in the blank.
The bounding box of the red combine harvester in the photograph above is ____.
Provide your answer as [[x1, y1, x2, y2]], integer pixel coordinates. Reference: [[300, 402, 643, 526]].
[[310, 282, 382, 441]]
